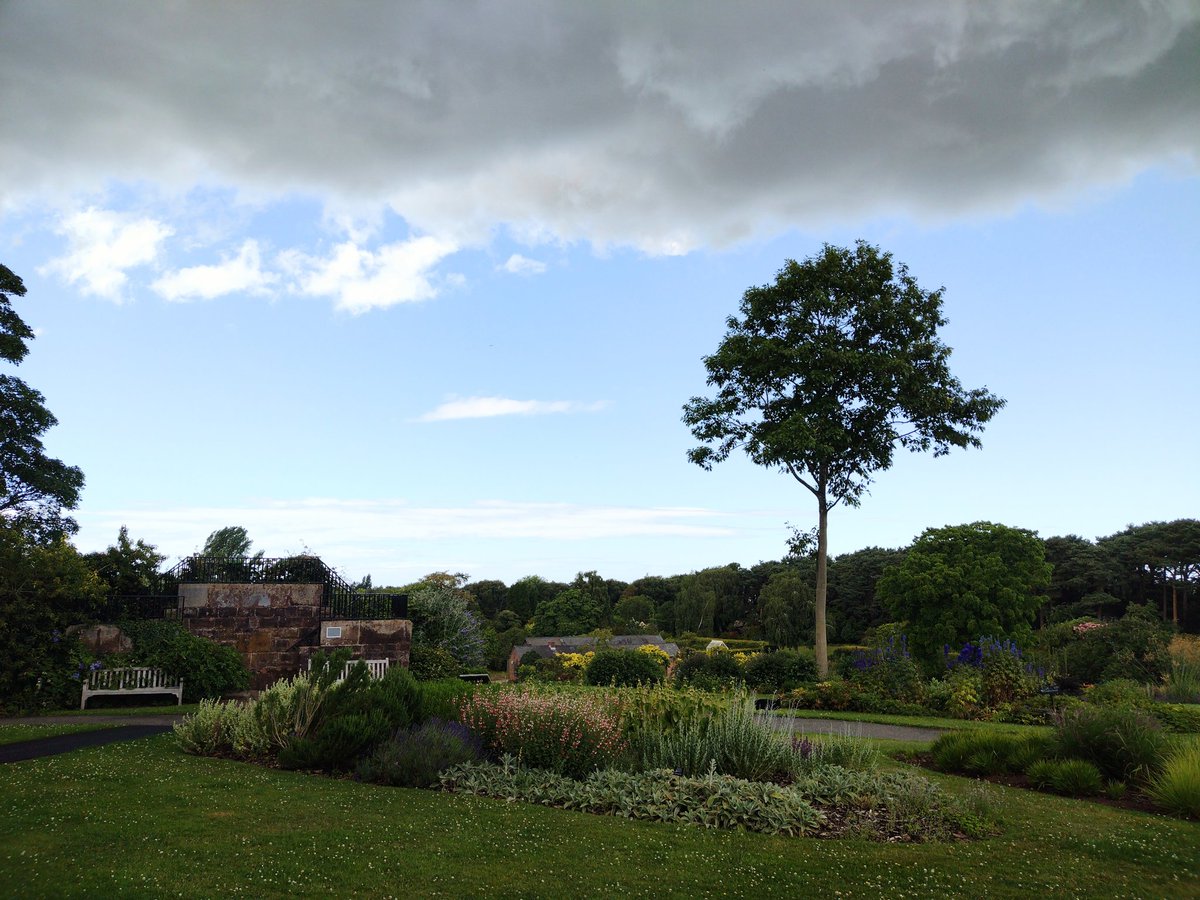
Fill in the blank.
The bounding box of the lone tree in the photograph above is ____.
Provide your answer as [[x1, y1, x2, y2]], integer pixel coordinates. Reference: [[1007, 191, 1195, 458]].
[[683, 241, 1004, 676], [0, 265, 84, 537]]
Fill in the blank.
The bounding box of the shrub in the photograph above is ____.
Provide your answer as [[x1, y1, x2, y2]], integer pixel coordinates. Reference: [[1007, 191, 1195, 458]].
[[850, 634, 924, 705], [1053, 705, 1166, 783], [409, 645, 460, 681], [672, 650, 744, 690], [439, 759, 824, 837], [631, 694, 793, 782], [612, 681, 730, 740], [418, 677, 473, 721], [173, 698, 236, 756], [787, 733, 881, 774], [279, 709, 391, 771], [584, 649, 664, 687], [457, 687, 627, 779], [357, 718, 483, 788], [930, 730, 1052, 776], [1027, 759, 1104, 796], [1146, 743, 1200, 819], [1151, 703, 1200, 734], [1158, 636, 1200, 703], [122, 620, 249, 702], [742, 650, 817, 692], [1042, 606, 1172, 686], [1085, 679, 1151, 708]]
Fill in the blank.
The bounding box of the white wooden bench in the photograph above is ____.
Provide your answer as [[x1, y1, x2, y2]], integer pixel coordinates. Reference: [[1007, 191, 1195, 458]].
[[80, 667, 184, 709], [307, 658, 390, 681]]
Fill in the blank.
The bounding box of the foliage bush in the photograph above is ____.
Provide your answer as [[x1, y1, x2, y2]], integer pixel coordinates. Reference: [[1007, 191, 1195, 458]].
[[418, 677, 473, 721], [1158, 636, 1200, 703], [1150, 703, 1200, 734], [849, 634, 924, 705], [457, 687, 627, 779], [356, 719, 483, 788], [1035, 606, 1172, 687], [1026, 759, 1104, 797], [742, 649, 817, 692], [672, 650, 744, 690], [439, 758, 824, 836], [631, 694, 794, 782], [408, 583, 485, 667], [1146, 742, 1200, 819], [121, 620, 249, 702], [1053, 705, 1166, 783], [930, 731, 1052, 776], [409, 645, 460, 681], [1085, 679, 1151, 709], [584, 649, 664, 687]]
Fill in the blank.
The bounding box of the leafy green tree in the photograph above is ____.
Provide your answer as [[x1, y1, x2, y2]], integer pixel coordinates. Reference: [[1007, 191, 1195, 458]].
[[1041, 534, 1117, 623], [683, 241, 1004, 675], [570, 570, 614, 624], [530, 588, 603, 636], [465, 578, 508, 618], [0, 265, 84, 537], [877, 521, 1051, 671], [0, 520, 107, 711], [1099, 520, 1200, 629], [826, 546, 907, 642], [201, 526, 263, 561], [506, 575, 563, 622], [757, 567, 814, 647], [611, 594, 655, 633], [408, 581, 484, 667], [84, 526, 167, 598]]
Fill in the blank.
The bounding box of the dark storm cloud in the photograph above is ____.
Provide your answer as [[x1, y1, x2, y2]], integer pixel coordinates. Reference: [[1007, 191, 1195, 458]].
[[2, 0, 1196, 250]]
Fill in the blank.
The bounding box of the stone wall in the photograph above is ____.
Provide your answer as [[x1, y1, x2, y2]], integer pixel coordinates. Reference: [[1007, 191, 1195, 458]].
[[180, 583, 323, 690], [179, 583, 412, 690], [316, 619, 411, 668]]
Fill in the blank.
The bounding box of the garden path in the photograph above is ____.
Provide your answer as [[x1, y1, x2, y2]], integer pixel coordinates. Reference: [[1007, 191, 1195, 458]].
[[755, 715, 946, 743]]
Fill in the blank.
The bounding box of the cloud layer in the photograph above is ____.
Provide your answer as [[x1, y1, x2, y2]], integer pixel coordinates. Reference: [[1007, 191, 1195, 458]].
[[4, 2, 1197, 253], [418, 396, 607, 422]]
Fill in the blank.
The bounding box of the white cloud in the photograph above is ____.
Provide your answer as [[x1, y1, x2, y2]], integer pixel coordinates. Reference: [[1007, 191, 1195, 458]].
[[500, 254, 546, 275], [43, 208, 172, 300], [151, 239, 277, 302], [2, 4, 1195, 252], [418, 396, 607, 422], [75, 498, 737, 565], [282, 235, 458, 313]]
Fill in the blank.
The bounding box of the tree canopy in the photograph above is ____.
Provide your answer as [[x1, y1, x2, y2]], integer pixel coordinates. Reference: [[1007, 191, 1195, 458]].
[[0, 265, 84, 537], [683, 241, 1004, 674], [877, 521, 1051, 670]]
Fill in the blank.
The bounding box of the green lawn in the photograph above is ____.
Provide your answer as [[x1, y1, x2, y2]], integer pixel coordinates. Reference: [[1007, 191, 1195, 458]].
[[0, 723, 112, 745], [1, 735, 1197, 898], [45, 703, 201, 717], [770, 707, 1053, 734]]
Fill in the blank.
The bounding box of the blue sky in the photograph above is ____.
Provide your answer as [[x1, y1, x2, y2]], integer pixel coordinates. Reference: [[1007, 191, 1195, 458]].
[[2, 2, 1197, 586]]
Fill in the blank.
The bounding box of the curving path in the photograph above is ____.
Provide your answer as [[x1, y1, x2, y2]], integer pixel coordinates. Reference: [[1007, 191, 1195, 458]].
[[0, 714, 184, 764], [755, 714, 947, 743]]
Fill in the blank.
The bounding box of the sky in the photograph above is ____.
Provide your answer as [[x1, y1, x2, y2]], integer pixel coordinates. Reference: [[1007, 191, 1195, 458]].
[[1, 1, 1197, 587]]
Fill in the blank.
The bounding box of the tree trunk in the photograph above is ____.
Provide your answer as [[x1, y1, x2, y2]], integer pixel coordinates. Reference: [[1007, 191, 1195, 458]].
[[814, 495, 829, 678]]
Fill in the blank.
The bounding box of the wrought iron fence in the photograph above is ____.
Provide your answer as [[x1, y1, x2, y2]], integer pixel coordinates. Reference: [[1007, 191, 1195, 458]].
[[166, 554, 407, 621], [95, 595, 179, 621]]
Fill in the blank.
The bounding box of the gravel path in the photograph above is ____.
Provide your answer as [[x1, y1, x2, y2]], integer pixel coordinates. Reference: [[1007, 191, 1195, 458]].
[[756, 714, 947, 743]]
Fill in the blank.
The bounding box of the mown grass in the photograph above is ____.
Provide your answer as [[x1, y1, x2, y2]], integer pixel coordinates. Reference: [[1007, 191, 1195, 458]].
[[45, 704, 201, 717], [771, 707, 1052, 735], [1, 735, 1197, 898], [0, 723, 112, 745]]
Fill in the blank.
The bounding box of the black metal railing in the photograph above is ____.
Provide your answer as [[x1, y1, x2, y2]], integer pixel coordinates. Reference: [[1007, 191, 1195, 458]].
[[95, 594, 179, 622], [166, 554, 406, 621]]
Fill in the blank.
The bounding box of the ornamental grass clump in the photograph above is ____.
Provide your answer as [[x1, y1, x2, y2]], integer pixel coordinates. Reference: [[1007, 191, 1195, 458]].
[[1146, 742, 1200, 819], [457, 687, 627, 779], [632, 693, 794, 782], [1026, 759, 1104, 797], [1053, 705, 1166, 783]]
